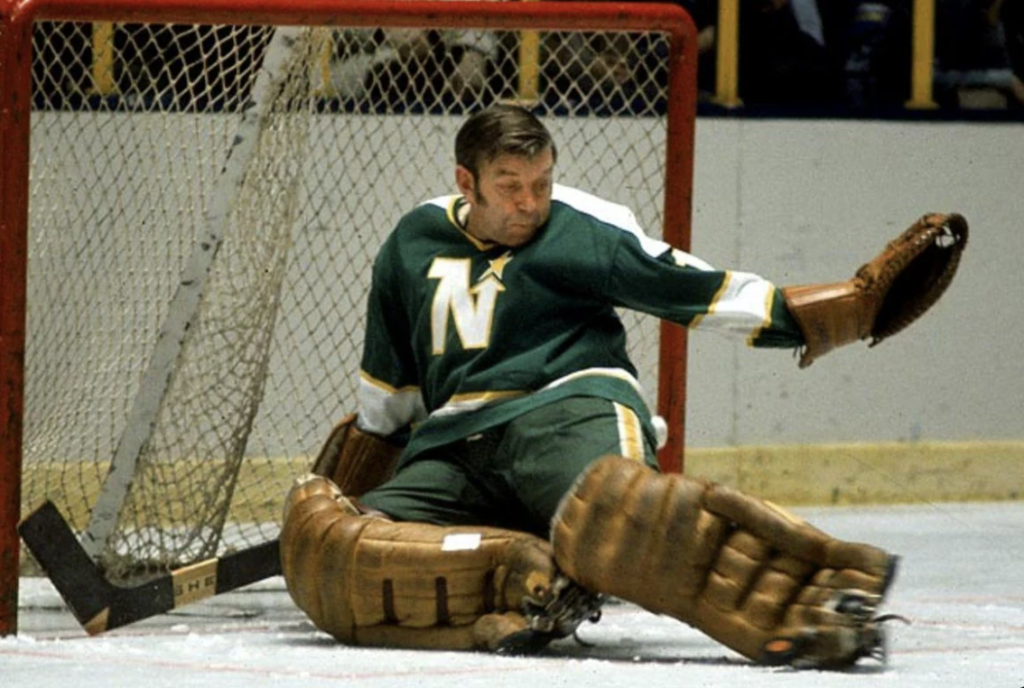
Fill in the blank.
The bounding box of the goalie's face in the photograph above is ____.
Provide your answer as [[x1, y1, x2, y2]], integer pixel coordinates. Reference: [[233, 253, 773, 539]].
[[456, 149, 554, 248]]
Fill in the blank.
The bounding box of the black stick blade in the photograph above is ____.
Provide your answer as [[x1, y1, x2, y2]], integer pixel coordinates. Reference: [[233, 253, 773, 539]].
[[18, 500, 118, 633], [19, 500, 283, 634]]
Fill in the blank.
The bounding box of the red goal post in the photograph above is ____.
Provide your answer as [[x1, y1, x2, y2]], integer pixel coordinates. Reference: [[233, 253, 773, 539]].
[[0, 0, 696, 634]]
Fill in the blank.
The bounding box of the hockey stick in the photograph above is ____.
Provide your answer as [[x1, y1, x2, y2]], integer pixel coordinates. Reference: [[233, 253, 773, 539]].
[[83, 26, 309, 560], [19, 500, 281, 635]]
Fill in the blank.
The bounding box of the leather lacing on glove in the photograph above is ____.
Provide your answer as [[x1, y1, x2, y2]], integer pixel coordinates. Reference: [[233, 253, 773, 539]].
[[869, 213, 969, 346]]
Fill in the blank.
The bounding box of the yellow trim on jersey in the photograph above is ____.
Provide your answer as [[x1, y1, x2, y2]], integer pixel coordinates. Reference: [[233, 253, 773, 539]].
[[359, 369, 420, 395], [445, 194, 461, 228], [541, 366, 645, 396], [430, 389, 527, 417], [446, 195, 496, 251], [446, 389, 525, 405], [428, 368, 645, 419], [746, 285, 776, 347], [613, 402, 644, 461], [689, 270, 732, 330]]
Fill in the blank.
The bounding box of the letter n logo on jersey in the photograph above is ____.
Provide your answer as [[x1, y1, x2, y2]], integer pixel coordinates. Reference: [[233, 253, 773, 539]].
[[428, 255, 509, 353]]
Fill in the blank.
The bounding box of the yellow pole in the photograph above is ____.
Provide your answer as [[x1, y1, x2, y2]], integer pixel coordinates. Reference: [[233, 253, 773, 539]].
[[91, 22, 116, 95], [713, 0, 741, 108], [316, 30, 336, 97], [906, 0, 938, 109], [517, 0, 540, 104], [517, 33, 540, 103]]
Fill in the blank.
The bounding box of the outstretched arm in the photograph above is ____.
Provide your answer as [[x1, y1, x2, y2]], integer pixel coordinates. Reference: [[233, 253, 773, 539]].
[[603, 211, 967, 366], [603, 234, 805, 349]]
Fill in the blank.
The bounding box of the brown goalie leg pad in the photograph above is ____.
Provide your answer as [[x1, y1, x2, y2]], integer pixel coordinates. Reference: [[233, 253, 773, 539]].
[[280, 474, 560, 651], [551, 456, 897, 667], [311, 414, 401, 496], [353, 611, 533, 651]]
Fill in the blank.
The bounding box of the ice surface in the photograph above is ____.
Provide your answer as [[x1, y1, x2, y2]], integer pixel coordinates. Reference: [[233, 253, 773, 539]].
[[4, 502, 1023, 687]]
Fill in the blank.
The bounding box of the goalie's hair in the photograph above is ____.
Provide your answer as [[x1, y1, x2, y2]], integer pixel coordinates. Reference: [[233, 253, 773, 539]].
[[455, 104, 557, 180]]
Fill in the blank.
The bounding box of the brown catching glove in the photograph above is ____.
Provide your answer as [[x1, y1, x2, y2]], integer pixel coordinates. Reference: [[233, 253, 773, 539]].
[[783, 212, 968, 367]]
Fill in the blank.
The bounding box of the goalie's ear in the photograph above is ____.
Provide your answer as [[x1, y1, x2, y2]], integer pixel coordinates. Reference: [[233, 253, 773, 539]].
[[455, 164, 477, 203]]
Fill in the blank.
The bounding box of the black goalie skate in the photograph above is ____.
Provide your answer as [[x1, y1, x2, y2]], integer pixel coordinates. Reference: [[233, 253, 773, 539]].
[[495, 573, 605, 655], [759, 587, 909, 669]]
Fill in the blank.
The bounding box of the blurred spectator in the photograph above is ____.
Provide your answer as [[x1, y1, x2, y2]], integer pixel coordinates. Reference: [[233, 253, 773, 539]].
[[741, 0, 834, 105], [61, 2, 1024, 117], [693, 0, 836, 107], [684, 0, 721, 98], [934, 0, 1024, 109], [539, 31, 657, 114], [839, 1, 913, 110], [327, 28, 497, 109], [532, 1, 697, 115], [1002, 0, 1024, 106]]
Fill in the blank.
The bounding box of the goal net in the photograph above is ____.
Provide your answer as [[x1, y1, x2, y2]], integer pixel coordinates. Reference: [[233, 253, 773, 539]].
[[1, 1, 696, 594]]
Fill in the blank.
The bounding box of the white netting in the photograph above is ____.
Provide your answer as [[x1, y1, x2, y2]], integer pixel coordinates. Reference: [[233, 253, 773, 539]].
[[21, 20, 680, 580]]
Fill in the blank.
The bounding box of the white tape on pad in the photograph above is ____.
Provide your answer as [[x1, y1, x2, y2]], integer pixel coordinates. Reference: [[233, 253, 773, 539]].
[[441, 533, 483, 551]]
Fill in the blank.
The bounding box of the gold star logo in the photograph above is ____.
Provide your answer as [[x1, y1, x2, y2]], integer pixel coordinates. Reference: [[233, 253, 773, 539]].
[[481, 251, 513, 282]]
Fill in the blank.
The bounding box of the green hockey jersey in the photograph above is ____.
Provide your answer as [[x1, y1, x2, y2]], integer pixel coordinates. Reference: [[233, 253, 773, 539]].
[[358, 184, 803, 463]]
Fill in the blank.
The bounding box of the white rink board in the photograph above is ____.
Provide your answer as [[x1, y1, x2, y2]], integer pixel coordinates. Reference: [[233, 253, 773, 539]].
[[26, 113, 1024, 458]]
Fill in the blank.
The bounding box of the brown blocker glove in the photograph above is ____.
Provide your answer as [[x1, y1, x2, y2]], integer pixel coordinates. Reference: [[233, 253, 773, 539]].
[[782, 213, 968, 367], [311, 414, 401, 496]]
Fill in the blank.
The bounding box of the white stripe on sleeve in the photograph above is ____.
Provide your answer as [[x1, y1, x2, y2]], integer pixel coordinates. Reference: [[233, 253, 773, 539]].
[[691, 270, 775, 341], [357, 371, 427, 436]]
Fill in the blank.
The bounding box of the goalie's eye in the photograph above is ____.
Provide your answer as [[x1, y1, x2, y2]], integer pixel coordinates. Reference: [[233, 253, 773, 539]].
[[496, 181, 522, 195]]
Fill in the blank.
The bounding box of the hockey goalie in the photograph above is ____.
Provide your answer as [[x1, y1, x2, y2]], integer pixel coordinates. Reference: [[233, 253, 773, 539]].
[[280, 105, 966, 668]]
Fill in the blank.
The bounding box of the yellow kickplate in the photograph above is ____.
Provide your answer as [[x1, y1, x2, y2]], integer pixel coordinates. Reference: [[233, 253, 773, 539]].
[[84, 608, 110, 636], [172, 559, 219, 607]]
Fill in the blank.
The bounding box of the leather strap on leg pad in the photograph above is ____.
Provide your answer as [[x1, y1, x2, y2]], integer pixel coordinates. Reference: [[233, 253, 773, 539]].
[[280, 474, 564, 651], [551, 456, 898, 667]]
